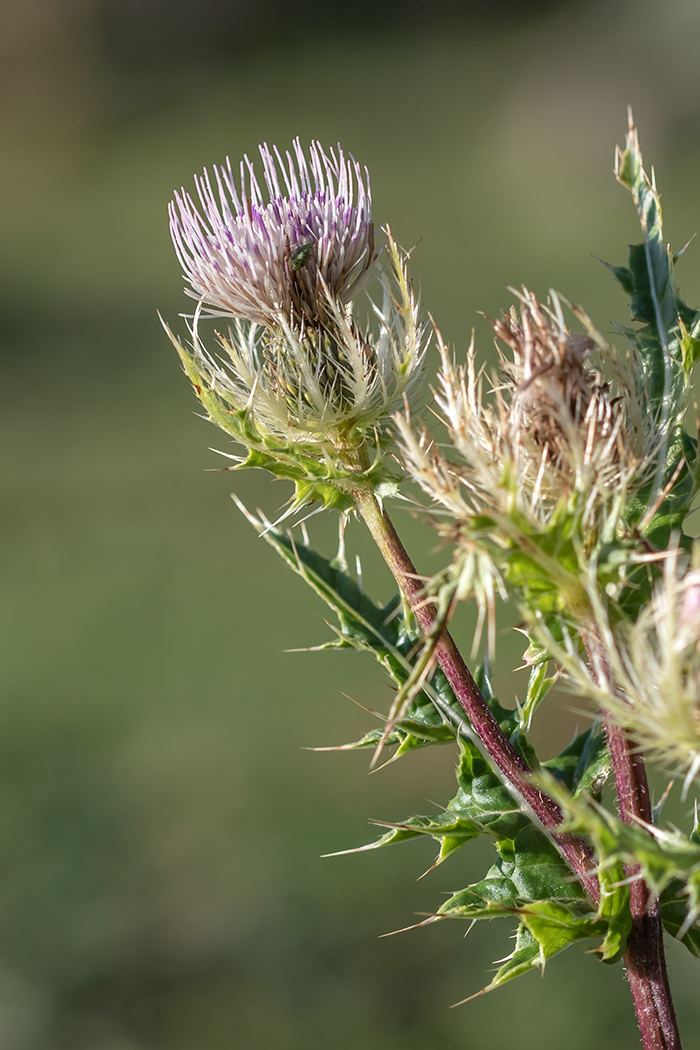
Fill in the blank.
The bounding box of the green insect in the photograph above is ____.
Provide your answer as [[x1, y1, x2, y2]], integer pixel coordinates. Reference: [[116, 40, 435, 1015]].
[[289, 242, 314, 272]]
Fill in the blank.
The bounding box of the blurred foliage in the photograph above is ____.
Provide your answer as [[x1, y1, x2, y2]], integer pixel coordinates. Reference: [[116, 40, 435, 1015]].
[[2, 0, 700, 1047]]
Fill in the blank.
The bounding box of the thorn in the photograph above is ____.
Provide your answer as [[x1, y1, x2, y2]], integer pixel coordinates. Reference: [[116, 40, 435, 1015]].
[[355, 553, 363, 590], [682, 753, 700, 800], [340, 693, 387, 718], [416, 857, 441, 880], [675, 232, 696, 260], [304, 742, 369, 752], [653, 779, 675, 821], [320, 841, 382, 858], [450, 986, 491, 1008], [368, 751, 401, 773], [379, 916, 440, 938]]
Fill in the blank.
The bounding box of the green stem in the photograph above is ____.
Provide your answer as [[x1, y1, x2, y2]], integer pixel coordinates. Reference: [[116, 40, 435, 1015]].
[[352, 483, 600, 902]]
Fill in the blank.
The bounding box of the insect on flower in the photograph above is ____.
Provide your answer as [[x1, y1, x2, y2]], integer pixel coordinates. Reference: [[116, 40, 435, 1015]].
[[289, 242, 314, 272]]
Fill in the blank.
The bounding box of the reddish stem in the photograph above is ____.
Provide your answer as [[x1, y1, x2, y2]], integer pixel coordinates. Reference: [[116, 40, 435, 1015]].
[[605, 719, 682, 1050], [353, 486, 599, 902], [356, 482, 682, 1047]]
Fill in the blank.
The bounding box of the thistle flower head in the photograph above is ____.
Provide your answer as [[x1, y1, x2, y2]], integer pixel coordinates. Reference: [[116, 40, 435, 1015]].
[[169, 139, 375, 328], [399, 289, 647, 534], [165, 230, 426, 450], [395, 290, 654, 635], [167, 140, 426, 475], [611, 546, 700, 789]]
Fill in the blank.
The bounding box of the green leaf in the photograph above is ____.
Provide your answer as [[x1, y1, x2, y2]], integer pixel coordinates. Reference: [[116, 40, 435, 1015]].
[[351, 722, 535, 867], [439, 824, 587, 913], [447, 739, 530, 843], [613, 118, 699, 549], [660, 881, 700, 958], [542, 774, 700, 958], [519, 662, 557, 730], [439, 825, 609, 993], [485, 926, 542, 992], [571, 729, 612, 798], [315, 720, 455, 756], [520, 900, 606, 954], [600, 260, 635, 296], [351, 812, 488, 866], [542, 726, 610, 799], [614, 132, 694, 368], [595, 864, 633, 963], [438, 831, 588, 922], [235, 500, 464, 753], [680, 316, 700, 372]]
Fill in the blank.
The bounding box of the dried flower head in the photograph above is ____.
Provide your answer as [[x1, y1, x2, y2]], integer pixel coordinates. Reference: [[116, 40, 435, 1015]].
[[495, 297, 628, 501], [399, 289, 647, 535], [169, 139, 375, 328], [395, 289, 655, 639]]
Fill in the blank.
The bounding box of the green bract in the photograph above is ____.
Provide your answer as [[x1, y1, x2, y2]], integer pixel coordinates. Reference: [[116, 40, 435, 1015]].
[[164, 228, 426, 517]]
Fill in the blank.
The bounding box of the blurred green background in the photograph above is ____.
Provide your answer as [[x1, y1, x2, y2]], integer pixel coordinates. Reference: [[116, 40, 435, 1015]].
[[3, 0, 700, 1046]]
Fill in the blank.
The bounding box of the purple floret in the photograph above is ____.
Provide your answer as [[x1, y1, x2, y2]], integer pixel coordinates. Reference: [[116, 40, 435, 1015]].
[[169, 139, 376, 327]]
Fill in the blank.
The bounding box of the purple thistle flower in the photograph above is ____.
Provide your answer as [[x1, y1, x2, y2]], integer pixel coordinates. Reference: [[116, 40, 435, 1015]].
[[169, 139, 376, 327], [163, 229, 427, 448]]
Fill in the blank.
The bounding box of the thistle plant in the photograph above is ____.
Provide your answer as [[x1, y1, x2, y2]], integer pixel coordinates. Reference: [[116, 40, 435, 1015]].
[[165, 120, 700, 1049]]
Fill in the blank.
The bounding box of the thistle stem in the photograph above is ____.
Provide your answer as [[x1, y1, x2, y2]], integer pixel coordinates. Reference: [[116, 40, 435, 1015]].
[[604, 719, 682, 1050], [358, 484, 682, 1046], [585, 637, 682, 1050], [352, 484, 599, 902]]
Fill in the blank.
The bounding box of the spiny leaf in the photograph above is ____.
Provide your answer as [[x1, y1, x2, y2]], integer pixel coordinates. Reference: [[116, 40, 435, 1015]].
[[440, 827, 611, 996], [328, 720, 456, 756], [519, 662, 557, 730], [680, 317, 700, 372], [354, 727, 608, 873], [438, 831, 587, 921], [235, 500, 466, 753], [660, 881, 700, 958], [447, 738, 530, 843], [614, 121, 697, 369], [543, 775, 700, 957], [571, 729, 612, 798], [481, 926, 542, 994], [348, 812, 487, 865], [613, 116, 699, 553]]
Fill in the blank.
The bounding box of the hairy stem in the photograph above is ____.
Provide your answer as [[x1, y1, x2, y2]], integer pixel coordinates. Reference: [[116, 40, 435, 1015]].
[[586, 637, 682, 1050], [605, 720, 682, 1050], [352, 484, 599, 902]]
